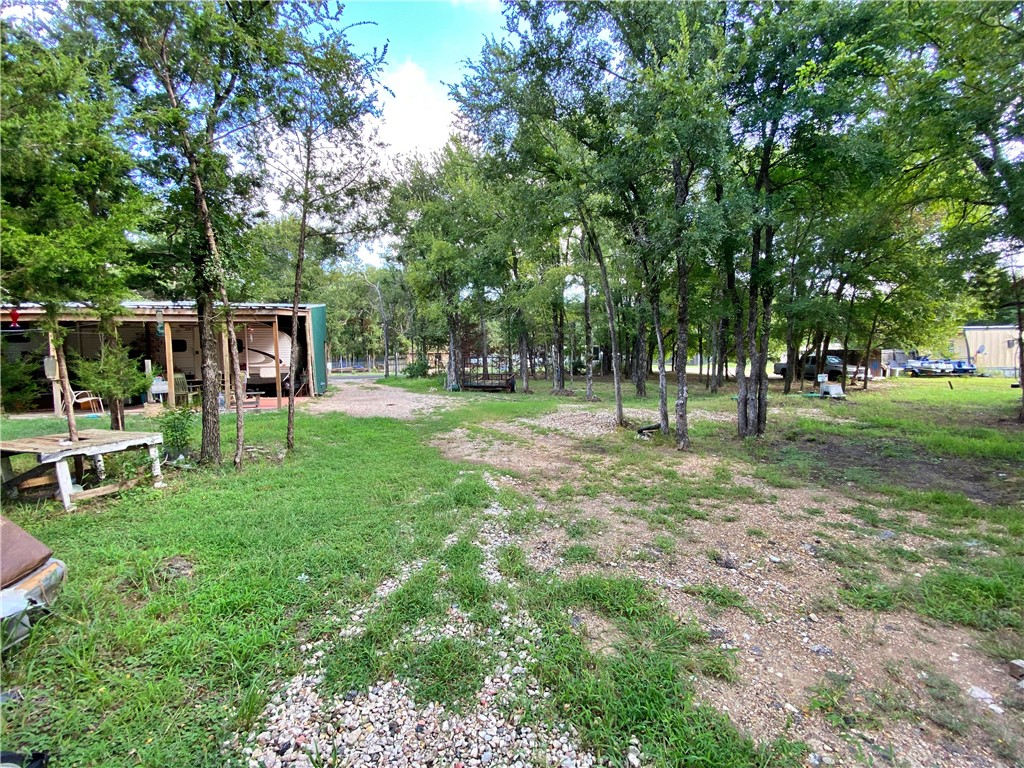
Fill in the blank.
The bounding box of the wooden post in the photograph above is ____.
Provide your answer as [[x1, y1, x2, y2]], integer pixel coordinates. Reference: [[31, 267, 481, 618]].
[[221, 331, 230, 406], [164, 321, 175, 406], [48, 332, 62, 416], [242, 323, 250, 392], [305, 310, 316, 396], [54, 459, 74, 511], [273, 315, 283, 409]]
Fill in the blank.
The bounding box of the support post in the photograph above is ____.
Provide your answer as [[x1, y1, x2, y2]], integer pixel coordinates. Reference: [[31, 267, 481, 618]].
[[54, 459, 74, 511], [221, 331, 230, 406], [1, 456, 17, 499], [273, 315, 283, 409], [164, 321, 175, 406], [48, 332, 62, 416], [305, 312, 316, 396], [148, 445, 164, 486], [242, 323, 250, 393]]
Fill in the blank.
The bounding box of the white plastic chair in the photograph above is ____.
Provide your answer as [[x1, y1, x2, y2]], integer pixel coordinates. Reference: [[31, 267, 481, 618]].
[[71, 390, 105, 415]]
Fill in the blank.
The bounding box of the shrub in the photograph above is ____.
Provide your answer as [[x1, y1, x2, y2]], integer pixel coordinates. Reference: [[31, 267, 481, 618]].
[[0, 342, 43, 412], [158, 406, 198, 458], [405, 357, 430, 378]]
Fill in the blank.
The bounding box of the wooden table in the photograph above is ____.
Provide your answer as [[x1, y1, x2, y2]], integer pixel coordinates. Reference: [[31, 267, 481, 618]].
[[1, 430, 164, 510]]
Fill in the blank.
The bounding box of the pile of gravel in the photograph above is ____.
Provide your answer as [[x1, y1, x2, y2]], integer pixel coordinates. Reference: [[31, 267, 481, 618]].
[[228, 473, 600, 768]]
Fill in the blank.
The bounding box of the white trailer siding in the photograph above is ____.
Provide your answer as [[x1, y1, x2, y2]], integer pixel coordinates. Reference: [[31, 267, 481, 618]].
[[953, 326, 1020, 371], [244, 324, 291, 382]]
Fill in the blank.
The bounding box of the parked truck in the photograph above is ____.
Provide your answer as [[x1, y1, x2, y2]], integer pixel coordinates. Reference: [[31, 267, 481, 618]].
[[773, 355, 847, 381]]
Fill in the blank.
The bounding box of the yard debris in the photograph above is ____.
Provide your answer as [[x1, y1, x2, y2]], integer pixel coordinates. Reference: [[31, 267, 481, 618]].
[[713, 552, 740, 570]]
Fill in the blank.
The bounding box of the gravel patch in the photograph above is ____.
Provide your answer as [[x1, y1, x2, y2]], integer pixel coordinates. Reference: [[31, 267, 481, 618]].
[[307, 379, 449, 419], [522, 405, 734, 437], [228, 472, 600, 768]]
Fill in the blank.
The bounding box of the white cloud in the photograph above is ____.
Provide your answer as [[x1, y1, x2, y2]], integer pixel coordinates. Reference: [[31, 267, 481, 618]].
[[375, 59, 456, 161]]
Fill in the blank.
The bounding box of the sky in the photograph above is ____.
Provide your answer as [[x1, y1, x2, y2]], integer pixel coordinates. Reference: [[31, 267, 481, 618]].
[[342, 0, 510, 161]]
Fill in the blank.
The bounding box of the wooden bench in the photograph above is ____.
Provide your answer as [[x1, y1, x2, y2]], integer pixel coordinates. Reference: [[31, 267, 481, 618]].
[[460, 375, 516, 393]]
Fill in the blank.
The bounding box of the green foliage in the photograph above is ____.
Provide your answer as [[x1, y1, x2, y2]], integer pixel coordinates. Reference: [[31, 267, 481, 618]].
[[0, 340, 43, 412], [562, 544, 598, 564], [0, 21, 145, 313], [158, 406, 199, 458], [73, 337, 153, 406], [404, 357, 430, 379], [916, 559, 1024, 630]]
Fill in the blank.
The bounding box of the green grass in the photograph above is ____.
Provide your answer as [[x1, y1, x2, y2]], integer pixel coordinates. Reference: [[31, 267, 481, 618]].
[[514, 568, 803, 767], [394, 637, 487, 709], [1, 410, 487, 765], [916, 558, 1024, 630], [6, 374, 1020, 765], [565, 517, 603, 539], [562, 544, 598, 564]]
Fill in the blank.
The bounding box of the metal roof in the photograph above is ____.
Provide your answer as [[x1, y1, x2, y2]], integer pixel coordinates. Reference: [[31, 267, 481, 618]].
[[2, 301, 325, 311]]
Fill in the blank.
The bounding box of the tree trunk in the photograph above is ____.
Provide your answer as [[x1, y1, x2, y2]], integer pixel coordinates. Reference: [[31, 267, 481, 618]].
[[633, 306, 648, 398], [287, 131, 315, 451], [53, 330, 79, 443], [783, 249, 798, 395], [197, 292, 222, 465], [710, 311, 723, 394], [583, 269, 595, 401], [697, 325, 704, 385], [754, 225, 776, 436], [518, 327, 529, 393], [861, 311, 880, 391], [224, 307, 245, 470], [551, 303, 566, 393], [1011, 266, 1024, 423], [584, 221, 625, 426], [446, 310, 459, 391], [675, 249, 690, 449], [840, 290, 856, 391], [651, 295, 669, 434], [672, 158, 695, 448]]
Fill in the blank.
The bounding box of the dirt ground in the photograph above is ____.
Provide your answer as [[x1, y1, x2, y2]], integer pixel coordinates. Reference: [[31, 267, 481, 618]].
[[305, 377, 449, 419], [310, 384, 1024, 767]]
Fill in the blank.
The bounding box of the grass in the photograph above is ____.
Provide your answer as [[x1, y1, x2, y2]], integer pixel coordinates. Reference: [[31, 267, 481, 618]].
[[562, 544, 598, 564], [1, 410, 487, 765], [4, 374, 1021, 765], [514, 568, 803, 766]]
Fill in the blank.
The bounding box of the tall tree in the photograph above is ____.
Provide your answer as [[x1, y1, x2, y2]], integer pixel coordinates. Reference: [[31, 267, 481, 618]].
[[1, 19, 145, 440], [77, 1, 302, 466], [265, 6, 385, 450]]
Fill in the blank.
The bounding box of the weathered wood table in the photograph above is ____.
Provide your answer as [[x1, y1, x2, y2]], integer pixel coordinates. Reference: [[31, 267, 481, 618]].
[[1, 430, 164, 510]]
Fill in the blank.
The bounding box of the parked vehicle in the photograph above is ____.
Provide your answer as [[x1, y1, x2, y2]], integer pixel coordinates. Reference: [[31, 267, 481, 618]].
[[949, 360, 977, 375], [773, 355, 846, 381], [905, 358, 955, 376]]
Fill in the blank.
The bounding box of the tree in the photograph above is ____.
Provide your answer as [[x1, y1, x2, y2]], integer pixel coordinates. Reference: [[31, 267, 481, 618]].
[[390, 140, 502, 391], [76, 1, 304, 467], [1, 19, 145, 439], [264, 6, 385, 450]]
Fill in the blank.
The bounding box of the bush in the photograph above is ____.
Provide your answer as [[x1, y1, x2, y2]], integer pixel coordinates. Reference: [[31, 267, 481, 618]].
[[158, 406, 198, 458], [0, 343, 43, 412], [405, 357, 430, 378], [74, 339, 153, 405]]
